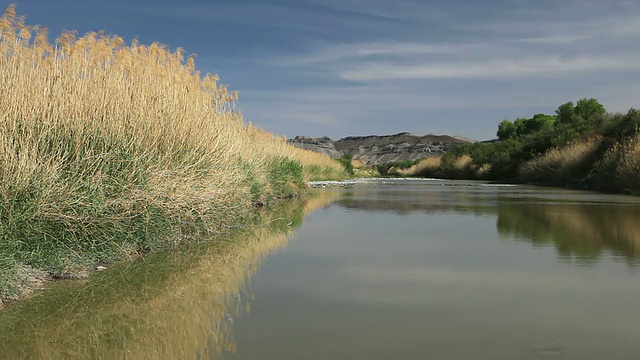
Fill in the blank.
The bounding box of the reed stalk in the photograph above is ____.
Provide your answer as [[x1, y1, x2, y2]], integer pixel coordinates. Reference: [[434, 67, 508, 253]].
[[0, 4, 345, 301]]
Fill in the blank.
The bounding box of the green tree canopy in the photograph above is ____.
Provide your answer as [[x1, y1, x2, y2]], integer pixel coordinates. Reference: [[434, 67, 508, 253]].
[[497, 120, 517, 141], [554, 98, 606, 145], [575, 98, 606, 124], [556, 101, 576, 125], [525, 113, 556, 134]]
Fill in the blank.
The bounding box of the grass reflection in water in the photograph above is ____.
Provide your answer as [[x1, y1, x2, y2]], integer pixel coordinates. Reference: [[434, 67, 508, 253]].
[[0, 192, 339, 360]]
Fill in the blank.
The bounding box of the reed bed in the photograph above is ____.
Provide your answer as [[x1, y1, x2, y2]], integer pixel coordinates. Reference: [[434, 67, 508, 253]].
[[397, 157, 441, 177], [593, 133, 640, 194], [0, 4, 344, 300], [518, 137, 601, 186], [289, 145, 346, 181]]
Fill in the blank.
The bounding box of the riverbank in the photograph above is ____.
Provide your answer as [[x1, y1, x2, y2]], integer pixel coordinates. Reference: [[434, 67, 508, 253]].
[[0, 196, 339, 358], [391, 134, 640, 195], [0, 5, 346, 304], [384, 101, 639, 195]]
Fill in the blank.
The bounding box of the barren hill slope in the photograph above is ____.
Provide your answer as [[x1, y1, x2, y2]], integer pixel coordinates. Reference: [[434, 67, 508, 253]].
[[289, 132, 472, 165]]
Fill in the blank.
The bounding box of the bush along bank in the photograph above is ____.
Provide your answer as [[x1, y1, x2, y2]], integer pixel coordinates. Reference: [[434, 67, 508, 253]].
[[0, 5, 346, 303], [396, 98, 640, 195]]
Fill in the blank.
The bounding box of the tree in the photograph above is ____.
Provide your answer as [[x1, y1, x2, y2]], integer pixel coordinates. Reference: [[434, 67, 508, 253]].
[[575, 98, 605, 124], [513, 118, 527, 136], [574, 98, 606, 132], [554, 98, 606, 145], [555, 101, 576, 125], [524, 113, 555, 134], [603, 108, 640, 139], [497, 120, 517, 141]]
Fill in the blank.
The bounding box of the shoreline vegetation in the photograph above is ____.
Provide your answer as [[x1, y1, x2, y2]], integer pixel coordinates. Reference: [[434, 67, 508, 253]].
[[0, 195, 341, 358], [0, 5, 347, 304], [379, 99, 639, 195]]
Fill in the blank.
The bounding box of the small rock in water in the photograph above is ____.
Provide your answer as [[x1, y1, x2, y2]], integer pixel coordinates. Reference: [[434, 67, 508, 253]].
[[96, 266, 107, 271]]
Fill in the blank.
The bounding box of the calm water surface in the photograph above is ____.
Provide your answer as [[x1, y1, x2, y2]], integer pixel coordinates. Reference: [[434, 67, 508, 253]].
[[229, 180, 640, 360], [2, 180, 640, 359]]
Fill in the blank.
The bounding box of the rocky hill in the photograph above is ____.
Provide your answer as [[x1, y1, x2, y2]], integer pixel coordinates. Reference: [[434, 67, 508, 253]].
[[289, 132, 472, 165]]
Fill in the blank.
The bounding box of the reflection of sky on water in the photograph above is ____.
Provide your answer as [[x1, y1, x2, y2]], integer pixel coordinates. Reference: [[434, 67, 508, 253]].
[[232, 182, 640, 360], [327, 180, 640, 265]]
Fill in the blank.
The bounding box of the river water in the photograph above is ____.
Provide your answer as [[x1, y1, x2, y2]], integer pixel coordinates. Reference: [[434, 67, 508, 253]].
[[2, 179, 640, 359]]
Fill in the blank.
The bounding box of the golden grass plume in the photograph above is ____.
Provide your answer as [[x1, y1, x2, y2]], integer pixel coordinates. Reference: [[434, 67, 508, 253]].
[[0, 3, 344, 287]]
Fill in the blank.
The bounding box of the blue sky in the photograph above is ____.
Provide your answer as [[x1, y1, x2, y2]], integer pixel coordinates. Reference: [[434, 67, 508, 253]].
[[11, 0, 640, 140]]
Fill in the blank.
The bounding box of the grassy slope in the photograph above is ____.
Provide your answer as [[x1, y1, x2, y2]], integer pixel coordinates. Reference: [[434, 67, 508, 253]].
[[0, 5, 345, 302]]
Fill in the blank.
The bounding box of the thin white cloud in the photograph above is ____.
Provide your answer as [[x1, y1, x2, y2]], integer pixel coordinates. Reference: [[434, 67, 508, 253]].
[[132, 0, 640, 139], [266, 3, 640, 82], [308, 0, 443, 23], [245, 85, 562, 110], [272, 42, 466, 66], [510, 35, 592, 44], [124, 1, 411, 38], [340, 54, 640, 81], [457, 5, 640, 43], [603, 16, 640, 37], [17, 0, 640, 140]]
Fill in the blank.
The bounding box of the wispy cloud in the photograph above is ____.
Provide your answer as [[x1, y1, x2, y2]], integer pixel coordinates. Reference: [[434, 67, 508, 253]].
[[273, 42, 462, 66], [510, 35, 592, 44], [14, 0, 640, 141], [103, 0, 640, 139], [124, 1, 409, 39], [339, 54, 640, 81], [268, 1, 640, 82]]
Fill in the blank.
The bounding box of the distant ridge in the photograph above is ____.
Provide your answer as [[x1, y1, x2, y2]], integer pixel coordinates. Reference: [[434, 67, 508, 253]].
[[289, 132, 473, 165]]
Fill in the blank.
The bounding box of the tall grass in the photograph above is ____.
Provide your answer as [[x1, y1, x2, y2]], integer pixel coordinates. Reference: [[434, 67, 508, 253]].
[[289, 146, 346, 181], [0, 4, 344, 299], [518, 137, 602, 186], [397, 157, 441, 177], [593, 133, 640, 194]]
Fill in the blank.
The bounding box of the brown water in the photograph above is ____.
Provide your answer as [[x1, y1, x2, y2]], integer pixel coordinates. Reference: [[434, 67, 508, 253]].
[[2, 180, 640, 359]]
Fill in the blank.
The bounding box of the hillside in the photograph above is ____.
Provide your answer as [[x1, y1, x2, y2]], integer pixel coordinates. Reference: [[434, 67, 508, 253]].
[[289, 132, 472, 165]]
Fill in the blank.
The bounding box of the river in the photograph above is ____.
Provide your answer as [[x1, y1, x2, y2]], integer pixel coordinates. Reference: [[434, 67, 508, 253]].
[[2, 179, 640, 359]]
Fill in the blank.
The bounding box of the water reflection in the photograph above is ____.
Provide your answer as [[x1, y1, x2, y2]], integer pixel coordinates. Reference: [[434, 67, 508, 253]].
[[229, 182, 640, 360], [335, 181, 500, 216], [497, 201, 640, 266], [4, 181, 640, 359], [332, 180, 640, 265], [0, 192, 339, 360]]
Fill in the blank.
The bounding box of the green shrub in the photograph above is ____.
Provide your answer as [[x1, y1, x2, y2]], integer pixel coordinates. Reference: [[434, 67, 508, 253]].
[[267, 157, 305, 199], [338, 154, 355, 175]]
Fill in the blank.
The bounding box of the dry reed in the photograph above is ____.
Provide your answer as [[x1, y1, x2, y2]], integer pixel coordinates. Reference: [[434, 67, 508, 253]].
[[0, 4, 344, 296], [397, 157, 441, 177], [519, 137, 601, 185], [594, 133, 640, 194]]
